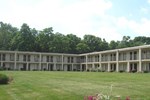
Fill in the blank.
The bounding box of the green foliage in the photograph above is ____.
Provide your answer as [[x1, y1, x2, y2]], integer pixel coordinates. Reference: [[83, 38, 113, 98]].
[[119, 70, 125, 73], [0, 66, 4, 71], [143, 70, 149, 73], [0, 74, 9, 84], [11, 23, 36, 51], [0, 21, 150, 53], [76, 42, 90, 53]]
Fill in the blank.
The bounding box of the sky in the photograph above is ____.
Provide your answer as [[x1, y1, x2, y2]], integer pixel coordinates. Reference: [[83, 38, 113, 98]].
[[0, 0, 150, 42]]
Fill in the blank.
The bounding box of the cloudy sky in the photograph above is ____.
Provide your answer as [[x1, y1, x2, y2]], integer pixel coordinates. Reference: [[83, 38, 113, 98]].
[[0, 0, 150, 42]]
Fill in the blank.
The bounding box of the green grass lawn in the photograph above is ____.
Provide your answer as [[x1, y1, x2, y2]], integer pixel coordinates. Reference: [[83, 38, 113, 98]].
[[0, 71, 150, 100]]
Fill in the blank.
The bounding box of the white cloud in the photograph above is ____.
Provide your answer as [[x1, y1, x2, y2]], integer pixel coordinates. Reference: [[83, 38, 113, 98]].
[[140, 7, 149, 14], [0, 0, 114, 41], [1, 0, 150, 42], [117, 17, 128, 28], [116, 17, 150, 37], [148, 0, 150, 4]]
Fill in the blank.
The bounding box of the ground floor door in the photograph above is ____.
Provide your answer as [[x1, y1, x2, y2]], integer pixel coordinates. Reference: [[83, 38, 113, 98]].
[[22, 64, 26, 71], [67, 65, 71, 71], [130, 63, 137, 72], [48, 64, 53, 71], [82, 65, 86, 71]]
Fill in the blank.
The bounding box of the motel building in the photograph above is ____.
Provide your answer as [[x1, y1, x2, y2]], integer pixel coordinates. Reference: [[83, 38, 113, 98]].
[[0, 45, 150, 72]]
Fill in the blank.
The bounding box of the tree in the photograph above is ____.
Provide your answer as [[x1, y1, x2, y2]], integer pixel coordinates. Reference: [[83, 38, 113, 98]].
[[76, 42, 90, 53], [100, 39, 109, 51], [118, 36, 131, 48], [66, 34, 81, 53], [0, 22, 18, 50], [36, 27, 54, 52], [83, 35, 102, 52], [49, 33, 70, 53], [11, 23, 35, 51], [109, 40, 119, 50]]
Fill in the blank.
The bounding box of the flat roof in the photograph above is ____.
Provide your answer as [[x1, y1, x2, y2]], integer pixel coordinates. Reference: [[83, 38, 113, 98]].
[[0, 45, 150, 56]]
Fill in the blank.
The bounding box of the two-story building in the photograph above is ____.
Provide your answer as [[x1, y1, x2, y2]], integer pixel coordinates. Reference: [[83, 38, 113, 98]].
[[0, 45, 150, 72]]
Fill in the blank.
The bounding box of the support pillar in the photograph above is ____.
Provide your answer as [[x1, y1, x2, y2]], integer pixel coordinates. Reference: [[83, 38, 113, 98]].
[[116, 50, 119, 72], [14, 52, 17, 70], [108, 63, 110, 72], [80, 64, 82, 71], [54, 63, 56, 71], [127, 62, 130, 72], [62, 55, 64, 71], [39, 53, 42, 70], [139, 48, 142, 72], [86, 55, 88, 71], [72, 64, 73, 71]]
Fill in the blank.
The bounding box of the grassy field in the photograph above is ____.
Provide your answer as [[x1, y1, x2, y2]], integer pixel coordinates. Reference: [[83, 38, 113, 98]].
[[0, 71, 150, 100]]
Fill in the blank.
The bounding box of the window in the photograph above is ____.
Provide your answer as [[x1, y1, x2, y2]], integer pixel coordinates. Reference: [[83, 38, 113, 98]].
[[123, 53, 126, 60], [119, 53, 121, 60], [28, 55, 30, 61], [34, 55, 39, 62], [134, 52, 137, 60], [67, 57, 70, 63], [57, 56, 61, 62], [95, 55, 99, 62], [130, 52, 132, 60], [23, 55, 26, 61], [47, 56, 49, 62], [17, 55, 19, 61], [10, 54, 14, 61], [110, 54, 112, 61], [50, 56, 53, 62], [2, 54, 5, 61], [71, 57, 74, 63], [147, 51, 150, 59], [101, 55, 104, 61]]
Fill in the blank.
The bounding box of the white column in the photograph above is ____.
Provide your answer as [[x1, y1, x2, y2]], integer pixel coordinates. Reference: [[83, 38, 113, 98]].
[[14, 52, 17, 70], [47, 63, 48, 71], [99, 53, 101, 62], [86, 55, 88, 71], [108, 63, 110, 72], [80, 64, 82, 71], [116, 50, 119, 72], [39, 53, 41, 70], [62, 55, 64, 71], [99, 63, 102, 71], [72, 64, 73, 71], [99, 54, 101, 71], [139, 48, 142, 72], [127, 62, 130, 72], [92, 63, 94, 70], [54, 63, 56, 71], [26, 62, 29, 71]]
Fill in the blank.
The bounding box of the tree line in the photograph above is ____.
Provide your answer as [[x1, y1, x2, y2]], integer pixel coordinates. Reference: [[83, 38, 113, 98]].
[[0, 22, 150, 54]]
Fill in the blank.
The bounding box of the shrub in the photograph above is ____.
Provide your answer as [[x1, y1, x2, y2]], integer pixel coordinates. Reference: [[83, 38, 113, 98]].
[[73, 69, 76, 71], [110, 70, 114, 72], [143, 70, 149, 73], [0, 66, 4, 71], [102, 70, 105, 72], [119, 70, 124, 73], [0, 74, 9, 84], [98, 69, 101, 72], [77, 69, 80, 71], [131, 70, 137, 73], [32, 69, 38, 71], [91, 69, 97, 72]]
